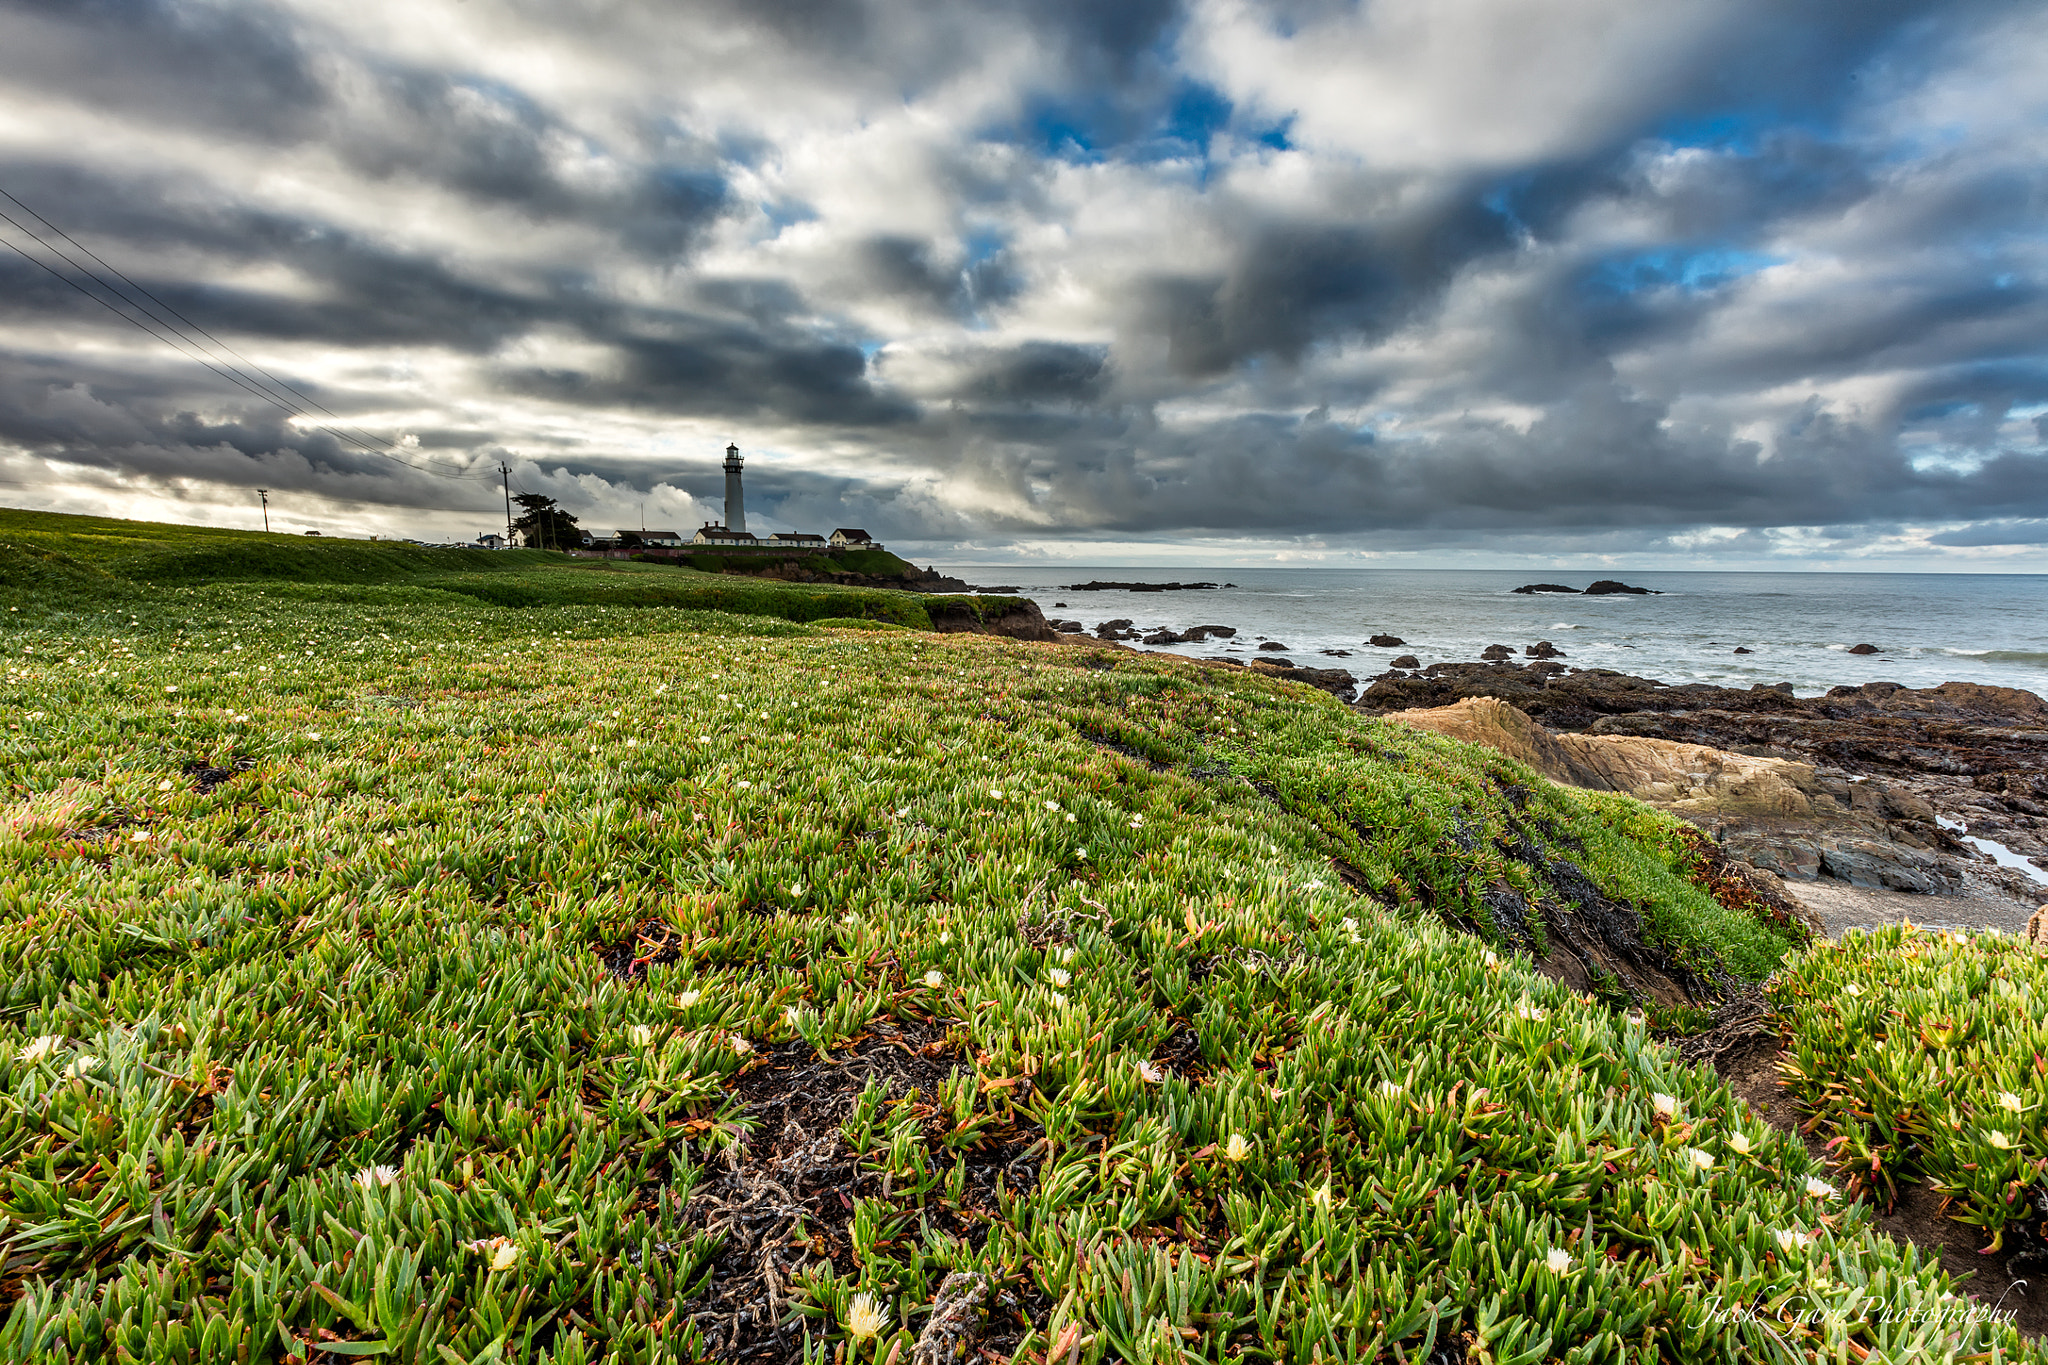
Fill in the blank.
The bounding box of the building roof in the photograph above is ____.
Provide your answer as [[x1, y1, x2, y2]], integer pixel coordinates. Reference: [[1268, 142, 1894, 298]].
[[770, 532, 827, 542], [615, 529, 682, 539], [831, 528, 873, 540]]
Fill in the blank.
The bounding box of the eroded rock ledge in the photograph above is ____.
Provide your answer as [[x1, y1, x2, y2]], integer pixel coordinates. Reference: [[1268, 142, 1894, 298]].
[[1373, 670, 2048, 905]]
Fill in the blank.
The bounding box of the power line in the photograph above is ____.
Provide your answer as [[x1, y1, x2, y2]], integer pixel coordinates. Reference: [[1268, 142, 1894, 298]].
[[0, 187, 405, 456], [0, 190, 479, 481]]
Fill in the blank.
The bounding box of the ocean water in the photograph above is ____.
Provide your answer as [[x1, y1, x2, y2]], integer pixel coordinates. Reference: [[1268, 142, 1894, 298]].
[[945, 567, 2048, 700]]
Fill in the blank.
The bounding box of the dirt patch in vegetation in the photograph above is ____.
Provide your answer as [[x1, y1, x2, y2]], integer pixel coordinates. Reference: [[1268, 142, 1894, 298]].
[[683, 1019, 1047, 1362], [595, 918, 687, 980], [184, 755, 257, 794]]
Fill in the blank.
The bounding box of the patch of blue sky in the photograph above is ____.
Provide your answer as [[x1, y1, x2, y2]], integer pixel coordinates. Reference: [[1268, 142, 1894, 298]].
[[962, 231, 1006, 270], [1586, 246, 1785, 298], [996, 79, 1241, 168], [761, 200, 817, 232]]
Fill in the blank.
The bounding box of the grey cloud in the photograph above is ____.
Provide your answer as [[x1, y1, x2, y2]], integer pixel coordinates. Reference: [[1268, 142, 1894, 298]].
[[1929, 519, 2048, 546]]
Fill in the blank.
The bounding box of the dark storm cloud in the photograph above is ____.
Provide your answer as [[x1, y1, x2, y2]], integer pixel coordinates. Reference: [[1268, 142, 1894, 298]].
[[0, 0, 2043, 557], [1930, 520, 2048, 547]]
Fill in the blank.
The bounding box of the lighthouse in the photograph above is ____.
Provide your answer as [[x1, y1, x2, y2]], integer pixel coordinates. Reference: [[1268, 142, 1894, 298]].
[[722, 442, 746, 533]]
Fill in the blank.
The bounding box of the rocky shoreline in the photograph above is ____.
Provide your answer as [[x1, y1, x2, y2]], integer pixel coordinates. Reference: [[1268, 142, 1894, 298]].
[[1355, 657, 2048, 929]]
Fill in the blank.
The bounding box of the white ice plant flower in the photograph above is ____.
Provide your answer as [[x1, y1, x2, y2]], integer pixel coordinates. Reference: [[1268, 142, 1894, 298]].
[[1844, 983, 1861, 997], [788, 883, 804, 898], [1223, 1134, 1252, 1162], [1652, 1093, 1680, 1121], [923, 970, 944, 989], [1774, 1228, 1810, 1254], [1046, 967, 1071, 988], [1686, 1148, 1716, 1172], [1805, 1177, 1837, 1199], [490, 1242, 519, 1272], [1545, 1248, 1573, 1274], [627, 1025, 654, 1047], [990, 789, 1003, 800], [1728, 1131, 1753, 1155], [1986, 1131, 2015, 1150], [1138, 1060, 1165, 1084], [844, 1293, 888, 1340], [63, 1054, 99, 1078], [677, 990, 702, 1008], [729, 1036, 753, 1055], [1998, 1092, 2024, 1112], [1483, 949, 1500, 969], [17, 1035, 63, 1065], [353, 1165, 400, 1188], [785, 1006, 806, 1028], [1513, 1000, 1546, 1022]]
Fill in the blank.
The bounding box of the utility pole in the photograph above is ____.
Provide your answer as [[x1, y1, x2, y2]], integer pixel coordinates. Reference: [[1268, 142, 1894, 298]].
[[499, 463, 514, 547], [256, 488, 270, 533]]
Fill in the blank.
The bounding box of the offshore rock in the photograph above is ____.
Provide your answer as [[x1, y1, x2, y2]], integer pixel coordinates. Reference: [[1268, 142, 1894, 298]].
[[1847, 643, 1881, 655], [1368, 634, 1407, 647], [1526, 641, 1565, 658], [1584, 580, 1659, 595], [1389, 654, 1421, 669], [1248, 660, 1356, 698], [1512, 583, 1580, 594]]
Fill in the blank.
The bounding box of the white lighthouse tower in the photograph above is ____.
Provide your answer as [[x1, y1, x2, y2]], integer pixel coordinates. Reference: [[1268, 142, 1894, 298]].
[[722, 442, 746, 533]]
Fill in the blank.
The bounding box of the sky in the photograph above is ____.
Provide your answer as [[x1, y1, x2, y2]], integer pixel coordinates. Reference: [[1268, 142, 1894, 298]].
[[0, 0, 2044, 569]]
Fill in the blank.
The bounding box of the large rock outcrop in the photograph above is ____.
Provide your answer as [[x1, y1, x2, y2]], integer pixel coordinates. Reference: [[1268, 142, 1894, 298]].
[[925, 600, 1059, 642], [1388, 696, 1971, 895]]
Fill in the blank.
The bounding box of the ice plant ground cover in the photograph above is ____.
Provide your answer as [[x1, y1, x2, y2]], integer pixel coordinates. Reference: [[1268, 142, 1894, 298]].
[[1772, 926, 2048, 1256], [0, 543, 2039, 1361]]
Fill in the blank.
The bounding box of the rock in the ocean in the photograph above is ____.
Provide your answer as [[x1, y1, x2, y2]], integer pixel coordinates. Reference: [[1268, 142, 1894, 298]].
[[1583, 580, 1658, 595], [1142, 629, 1184, 645], [1526, 641, 1565, 658], [1846, 643, 1880, 655], [1258, 640, 1289, 651], [1248, 661, 1354, 697], [1390, 654, 1420, 669], [1182, 625, 1237, 641], [1369, 634, 1406, 647], [1732, 647, 1752, 654], [1480, 644, 1515, 660], [1093, 618, 1139, 640], [1512, 584, 1580, 594], [1321, 649, 1353, 657]]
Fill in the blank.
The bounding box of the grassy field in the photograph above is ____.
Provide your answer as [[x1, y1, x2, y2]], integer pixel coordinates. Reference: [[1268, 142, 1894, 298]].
[[0, 509, 1014, 632], [0, 514, 2039, 1363]]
